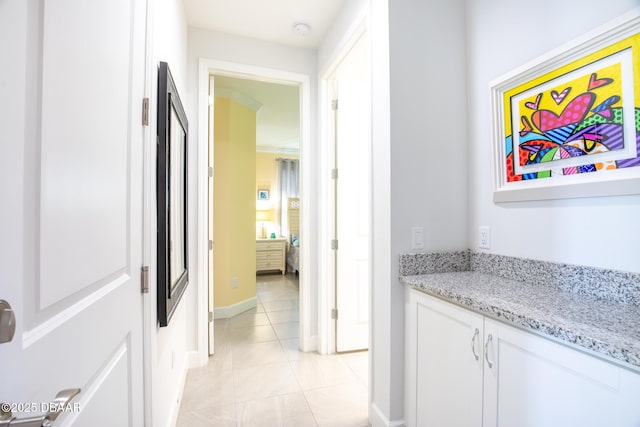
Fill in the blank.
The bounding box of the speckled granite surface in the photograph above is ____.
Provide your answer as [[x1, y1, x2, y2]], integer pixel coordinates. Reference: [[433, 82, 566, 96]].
[[399, 251, 640, 370], [470, 252, 640, 305], [398, 250, 470, 276]]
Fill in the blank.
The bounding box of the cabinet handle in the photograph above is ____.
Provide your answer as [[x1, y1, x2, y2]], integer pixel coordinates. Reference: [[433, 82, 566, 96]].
[[484, 333, 494, 368], [470, 328, 480, 361]]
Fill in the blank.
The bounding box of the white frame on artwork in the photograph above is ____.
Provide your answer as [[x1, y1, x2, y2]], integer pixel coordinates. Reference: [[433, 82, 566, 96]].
[[490, 8, 640, 202]]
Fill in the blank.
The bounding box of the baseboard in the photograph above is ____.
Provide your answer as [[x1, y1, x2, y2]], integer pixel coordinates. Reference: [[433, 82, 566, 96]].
[[300, 334, 317, 352], [167, 353, 191, 427], [214, 296, 258, 319], [370, 402, 405, 427], [186, 350, 200, 369]]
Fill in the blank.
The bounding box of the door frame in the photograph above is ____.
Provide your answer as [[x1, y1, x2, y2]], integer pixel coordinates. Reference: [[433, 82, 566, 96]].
[[196, 58, 313, 364], [318, 18, 369, 355]]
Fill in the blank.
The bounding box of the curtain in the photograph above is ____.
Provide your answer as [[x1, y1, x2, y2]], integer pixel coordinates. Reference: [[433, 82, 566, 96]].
[[277, 158, 299, 239]]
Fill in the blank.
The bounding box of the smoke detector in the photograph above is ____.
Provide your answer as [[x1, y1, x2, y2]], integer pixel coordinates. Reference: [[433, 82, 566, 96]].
[[292, 22, 310, 36]]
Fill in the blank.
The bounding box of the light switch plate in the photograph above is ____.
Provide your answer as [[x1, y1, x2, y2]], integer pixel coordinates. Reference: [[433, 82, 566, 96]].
[[412, 227, 424, 249]]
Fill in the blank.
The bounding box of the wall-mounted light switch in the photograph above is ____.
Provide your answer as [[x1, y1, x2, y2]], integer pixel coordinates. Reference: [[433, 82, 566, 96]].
[[412, 227, 424, 249]]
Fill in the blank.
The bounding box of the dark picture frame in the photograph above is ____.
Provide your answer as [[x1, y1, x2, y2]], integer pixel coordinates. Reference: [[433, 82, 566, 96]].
[[157, 61, 189, 327]]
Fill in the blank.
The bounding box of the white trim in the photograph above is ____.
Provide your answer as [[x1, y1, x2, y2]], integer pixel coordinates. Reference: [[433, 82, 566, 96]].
[[490, 8, 640, 202], [213, 296, 258, 319], [186, 350, 200, 369], [197, 58, 313, 362], [141, 0, 155, 422], [166, 352, 191, 427], [370, 402, 405, 427]]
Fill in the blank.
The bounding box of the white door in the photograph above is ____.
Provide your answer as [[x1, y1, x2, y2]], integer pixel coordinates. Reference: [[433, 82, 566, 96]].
[[334, 32, 371, 353], [1, 0, 147, 425], [208, 75, 215, 356]]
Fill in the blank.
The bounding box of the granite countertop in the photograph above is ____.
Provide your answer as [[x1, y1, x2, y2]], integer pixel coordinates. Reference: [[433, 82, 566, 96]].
[[401, 271, 640, 371]]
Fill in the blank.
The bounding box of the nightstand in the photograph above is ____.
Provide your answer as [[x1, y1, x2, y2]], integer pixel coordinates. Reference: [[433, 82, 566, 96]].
[[256, 238, 286, 274]]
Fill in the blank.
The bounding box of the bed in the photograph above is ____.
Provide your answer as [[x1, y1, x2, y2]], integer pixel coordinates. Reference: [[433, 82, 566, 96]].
[[286, 197, 300, 274]]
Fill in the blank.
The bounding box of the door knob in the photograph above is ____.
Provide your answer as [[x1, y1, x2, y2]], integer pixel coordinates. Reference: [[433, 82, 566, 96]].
[[0, 300, 16, 344], [0, 388, 81, 427]]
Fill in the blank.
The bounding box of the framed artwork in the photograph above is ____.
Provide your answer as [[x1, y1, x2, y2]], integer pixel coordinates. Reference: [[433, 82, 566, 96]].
[[157, 61, 189, 327], [258, 189, 270, 200], [490, 11, 640, 202]]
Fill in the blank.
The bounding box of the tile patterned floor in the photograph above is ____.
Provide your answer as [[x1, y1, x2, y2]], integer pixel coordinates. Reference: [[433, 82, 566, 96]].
[[177, 273, 369, 427]]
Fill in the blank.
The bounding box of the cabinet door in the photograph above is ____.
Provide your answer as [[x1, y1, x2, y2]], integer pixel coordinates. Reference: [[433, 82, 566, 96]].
[[406, 290, 484, 427], [483, 319, 640, 427]]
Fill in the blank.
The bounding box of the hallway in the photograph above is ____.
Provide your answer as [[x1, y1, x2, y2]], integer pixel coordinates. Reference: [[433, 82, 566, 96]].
[[177, 273, 369, 426]]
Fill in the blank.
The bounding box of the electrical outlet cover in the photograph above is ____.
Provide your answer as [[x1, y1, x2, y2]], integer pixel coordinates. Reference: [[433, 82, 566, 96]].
[[479, 226, 490, 249]]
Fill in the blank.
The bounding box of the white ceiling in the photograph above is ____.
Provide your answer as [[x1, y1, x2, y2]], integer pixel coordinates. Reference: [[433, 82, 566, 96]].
[[184, 0, 347, 49], [214, 76, 300, 153], [186, 0, 347, 153]]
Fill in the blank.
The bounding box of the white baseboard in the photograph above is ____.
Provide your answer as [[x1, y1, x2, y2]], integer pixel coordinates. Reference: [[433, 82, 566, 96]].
[[300, 334, 317, 352], [186, 350, 200, 369], [168, 353, 191, 427], [214, 296, 258, 319], [370, 402, 405, 427]]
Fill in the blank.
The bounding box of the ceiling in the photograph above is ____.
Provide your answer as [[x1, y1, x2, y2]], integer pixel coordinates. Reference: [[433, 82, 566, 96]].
[[184, 0, 347, 49], [185, 0, 348, 154], [214, 76, 300, 153]]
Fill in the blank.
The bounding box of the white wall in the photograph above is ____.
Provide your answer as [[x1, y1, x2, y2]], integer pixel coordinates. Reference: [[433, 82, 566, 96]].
[[466, 0, 640, 273], [186, 29, 320, 339], [151, 0, 190, 425], [370, 0, 470, 424]]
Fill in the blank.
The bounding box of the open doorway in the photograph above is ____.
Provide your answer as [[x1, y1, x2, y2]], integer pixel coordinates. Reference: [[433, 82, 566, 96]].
[[209, 73, 301, 332], [196, 59, 314, 363]]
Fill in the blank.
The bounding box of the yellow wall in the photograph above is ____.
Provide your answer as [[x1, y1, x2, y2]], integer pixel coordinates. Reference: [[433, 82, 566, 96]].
[[213, 97, 256, 308], [255, 152, 299, 238]]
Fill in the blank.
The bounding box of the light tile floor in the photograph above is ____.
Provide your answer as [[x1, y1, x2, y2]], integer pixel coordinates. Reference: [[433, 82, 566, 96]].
[[177, 273, 369, 427]]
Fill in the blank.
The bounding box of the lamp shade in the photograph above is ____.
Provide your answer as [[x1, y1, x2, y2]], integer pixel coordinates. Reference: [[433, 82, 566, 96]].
[[256, 210, 273, 222]]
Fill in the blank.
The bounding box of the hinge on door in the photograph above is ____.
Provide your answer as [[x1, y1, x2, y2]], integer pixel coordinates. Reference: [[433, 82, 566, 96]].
[[208, 311, 213, 322], [208, 95, 214, 107], [332, 99, 338, 110], [331, 239, 338, 250], [141, 266, 149, 293], [331, 308, 338, 319], [208, 166, 213, 177], [208, 240, 213, 250], [331, 168, 338, 180], [142, 98, 150, 126]]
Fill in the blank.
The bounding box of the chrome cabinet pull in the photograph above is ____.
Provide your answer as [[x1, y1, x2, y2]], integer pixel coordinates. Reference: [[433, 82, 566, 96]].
[[484, 333, 494, 368], [0, 388, 80, 427], [470, 328, 480, 361]]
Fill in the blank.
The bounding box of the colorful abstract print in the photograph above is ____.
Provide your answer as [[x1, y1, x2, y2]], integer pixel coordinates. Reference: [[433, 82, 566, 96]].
[[505, 64, 640, 182]]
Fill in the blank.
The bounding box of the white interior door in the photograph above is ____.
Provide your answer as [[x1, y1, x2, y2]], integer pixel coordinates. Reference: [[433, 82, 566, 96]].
[[334, 32, 371, 353], [208, 75, 215, 356], [1, 0, 147, 425]]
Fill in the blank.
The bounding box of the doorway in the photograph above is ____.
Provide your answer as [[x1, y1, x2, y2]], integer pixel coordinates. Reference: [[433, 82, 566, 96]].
[[196, 60, 314, 364], [209, 73, 301, 333]]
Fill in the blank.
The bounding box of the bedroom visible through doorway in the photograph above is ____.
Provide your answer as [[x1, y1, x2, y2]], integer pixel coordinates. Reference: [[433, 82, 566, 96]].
[[209, 73, 303, 354]]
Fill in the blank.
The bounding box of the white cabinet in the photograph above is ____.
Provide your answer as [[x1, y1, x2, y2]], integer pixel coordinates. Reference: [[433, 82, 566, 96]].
[[256, 238, 286, 274], [405, 288, 640, 427], [405, 289, 483, 427]]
